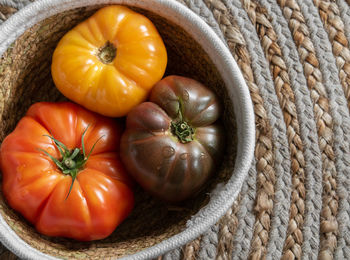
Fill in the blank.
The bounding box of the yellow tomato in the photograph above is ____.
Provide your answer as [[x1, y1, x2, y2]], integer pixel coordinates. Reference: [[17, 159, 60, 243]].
[[51, 5, 167, 117]]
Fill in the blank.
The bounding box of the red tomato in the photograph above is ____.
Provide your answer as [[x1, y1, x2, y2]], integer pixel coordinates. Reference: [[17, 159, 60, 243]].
[[0, 102, 134, 241]]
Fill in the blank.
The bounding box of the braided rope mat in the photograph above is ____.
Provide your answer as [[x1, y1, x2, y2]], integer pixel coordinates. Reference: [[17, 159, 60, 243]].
[[1, 0, 350, 259]]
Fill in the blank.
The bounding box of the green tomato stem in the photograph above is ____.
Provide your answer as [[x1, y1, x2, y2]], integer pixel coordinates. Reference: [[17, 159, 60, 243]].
[[64, 158, 76, 169], [98, 41, 117, 64], [39, 126, 103, 199], [171, 100, 195, 143]]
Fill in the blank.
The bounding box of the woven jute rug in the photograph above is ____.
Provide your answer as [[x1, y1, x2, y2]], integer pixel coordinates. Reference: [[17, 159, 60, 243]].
[[1, 0, 350, 259]]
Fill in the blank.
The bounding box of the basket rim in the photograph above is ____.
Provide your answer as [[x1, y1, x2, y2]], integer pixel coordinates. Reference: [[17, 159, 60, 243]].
[[0, 0, 255, 259]]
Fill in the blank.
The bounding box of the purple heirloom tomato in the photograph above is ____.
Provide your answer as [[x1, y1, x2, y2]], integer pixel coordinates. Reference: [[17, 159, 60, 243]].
[[121, 76, 225, 202]]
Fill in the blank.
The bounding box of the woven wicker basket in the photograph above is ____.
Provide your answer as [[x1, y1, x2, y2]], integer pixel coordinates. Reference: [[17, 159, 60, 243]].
[[0, 0, 255, 259]]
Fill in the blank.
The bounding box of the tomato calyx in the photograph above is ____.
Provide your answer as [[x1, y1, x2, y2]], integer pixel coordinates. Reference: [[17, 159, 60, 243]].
[[98, 41, 117, 64], [170, 101, 195, 143], [39, 126, 103, 199], [171, 121, 194, 143]]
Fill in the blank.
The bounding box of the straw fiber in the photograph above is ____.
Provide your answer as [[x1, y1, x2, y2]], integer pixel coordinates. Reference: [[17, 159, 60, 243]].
[[0, 2, 236, 259], [1, 0, 350, 259]]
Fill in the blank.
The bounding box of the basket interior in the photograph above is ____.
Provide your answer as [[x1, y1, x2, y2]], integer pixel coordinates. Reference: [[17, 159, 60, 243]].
[[0, 5, 237, 259]]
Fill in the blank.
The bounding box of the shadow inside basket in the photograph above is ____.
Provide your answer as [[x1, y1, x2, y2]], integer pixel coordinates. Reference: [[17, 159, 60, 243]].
[[0, 5, 237, 259]]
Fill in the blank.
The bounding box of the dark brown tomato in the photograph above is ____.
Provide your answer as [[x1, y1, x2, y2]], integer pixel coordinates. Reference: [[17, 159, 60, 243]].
[[120, 75, 225, 202]]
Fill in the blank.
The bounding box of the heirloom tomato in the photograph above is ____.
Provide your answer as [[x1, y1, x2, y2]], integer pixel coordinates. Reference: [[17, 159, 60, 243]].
[[120, 76, 225, 202], [51, 5, 167, 117], [0, 102, 134, 241]]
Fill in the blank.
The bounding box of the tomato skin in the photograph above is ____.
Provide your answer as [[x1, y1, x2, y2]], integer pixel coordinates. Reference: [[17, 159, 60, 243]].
[[51, 5, 167, 117], [1, 102, 134, 241], [120, 76, 225, 202]]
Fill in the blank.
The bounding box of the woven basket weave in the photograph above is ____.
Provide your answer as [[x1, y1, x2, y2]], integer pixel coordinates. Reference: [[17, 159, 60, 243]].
[[0, 5, 233, 259], [3, 0, 350, 259], [0, 0, 255, 259]]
